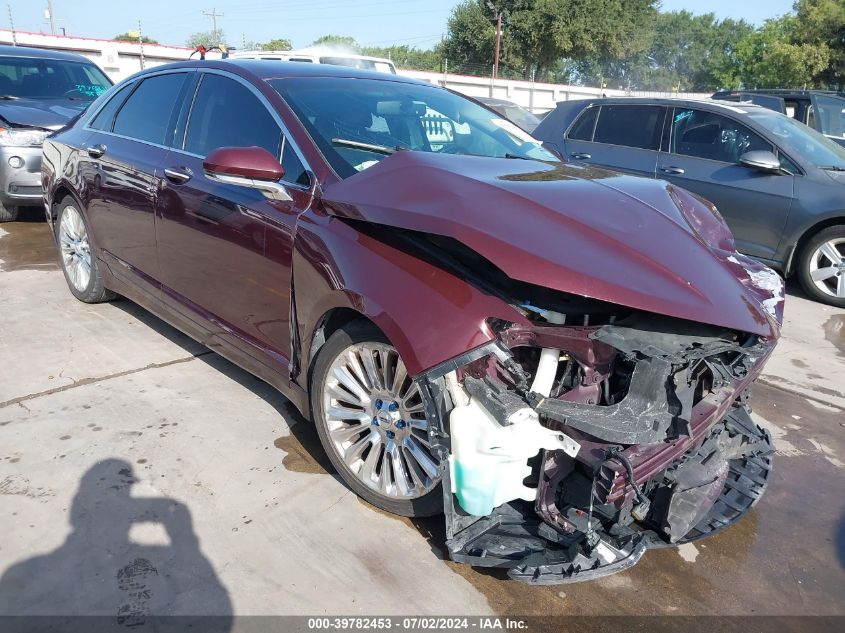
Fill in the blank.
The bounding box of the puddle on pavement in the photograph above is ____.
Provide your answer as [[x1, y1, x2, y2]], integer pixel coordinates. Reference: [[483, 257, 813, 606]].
[[273, 422, 332, 475], [823, 315, 845, 356], [0, 217, 57, 272]]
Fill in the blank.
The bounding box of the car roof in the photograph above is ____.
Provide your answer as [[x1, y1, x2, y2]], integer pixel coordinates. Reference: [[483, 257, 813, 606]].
[[0, 44, 93, 63], [714, 88, 845, 98], [135, 59, 429, 85], [557, 96, 765, 112]]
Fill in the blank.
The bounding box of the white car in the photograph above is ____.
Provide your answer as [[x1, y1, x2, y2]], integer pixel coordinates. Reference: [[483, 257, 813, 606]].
[[229, 48, 397, 74]]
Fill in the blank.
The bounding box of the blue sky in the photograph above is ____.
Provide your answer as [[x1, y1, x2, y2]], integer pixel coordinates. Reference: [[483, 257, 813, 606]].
[[7, 0, 797, 50]]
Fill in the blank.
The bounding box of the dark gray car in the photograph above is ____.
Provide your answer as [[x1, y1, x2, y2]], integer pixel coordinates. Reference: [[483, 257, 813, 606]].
[[0, 45, 112, 222], [475, 96, 542, 133], [534, 97, 845, 307]]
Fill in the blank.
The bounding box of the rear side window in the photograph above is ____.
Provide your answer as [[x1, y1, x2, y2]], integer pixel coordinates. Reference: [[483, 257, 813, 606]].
[[671, 109, 771, 163], [567, 106, 598, 141], [184, 74, 282, 159], [593, 105, 663, 150], [113, 73, 186, 145], [89, 83, 133, 131]]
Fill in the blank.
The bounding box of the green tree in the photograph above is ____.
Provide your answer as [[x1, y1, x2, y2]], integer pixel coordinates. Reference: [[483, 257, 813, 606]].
[[794, 0, 845, 88], [736, 16, 829, 88], [186, 29, 225, 49], [311, 35, 360, 51], [114, 32, 158, 44], [441, 1, 501, 75], [443, 0, 658, 82], [261, 38, 292, 51], [360, 44, 443, 72]]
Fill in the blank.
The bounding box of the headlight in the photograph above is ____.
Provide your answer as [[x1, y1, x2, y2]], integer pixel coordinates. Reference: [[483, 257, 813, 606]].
[[668, 185, 735, 251], [0, 127, 51, 147]]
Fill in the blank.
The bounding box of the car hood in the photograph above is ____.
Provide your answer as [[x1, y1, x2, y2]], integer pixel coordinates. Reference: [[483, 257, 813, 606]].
[[0, 98, 89, 130], [321, 152, 779, 338]]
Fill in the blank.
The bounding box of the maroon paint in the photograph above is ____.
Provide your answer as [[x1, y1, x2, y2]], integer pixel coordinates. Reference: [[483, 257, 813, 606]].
[[321, 151, 778, 340], [291, 208, 530, 381], [42, 59, 783, 425], [203, 146, 285, 181]]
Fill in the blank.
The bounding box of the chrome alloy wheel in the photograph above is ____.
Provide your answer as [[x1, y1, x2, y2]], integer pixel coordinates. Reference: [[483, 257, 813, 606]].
[[809, 237, 845, 299], [321, 342, 441, 499], [59, 205, 92, 292]]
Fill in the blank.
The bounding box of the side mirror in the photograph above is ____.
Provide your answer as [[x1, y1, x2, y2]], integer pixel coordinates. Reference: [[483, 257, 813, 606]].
[[739, 150, 782, 174], [203, 146, 292, 201]]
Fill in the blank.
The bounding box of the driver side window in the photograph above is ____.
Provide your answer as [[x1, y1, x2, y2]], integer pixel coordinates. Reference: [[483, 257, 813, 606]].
[[671, 109, 771, 163], [184, 73, 308, 186]]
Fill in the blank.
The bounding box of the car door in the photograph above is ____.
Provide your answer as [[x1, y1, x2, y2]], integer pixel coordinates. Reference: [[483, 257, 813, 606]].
[[82, 71, 191, 294], [562, 104, 664, 178], [156, 70, 313, 373], [656, 107, 794, 261]]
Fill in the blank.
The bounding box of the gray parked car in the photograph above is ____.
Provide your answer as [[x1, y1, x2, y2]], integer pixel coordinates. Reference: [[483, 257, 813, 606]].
[[475, 96, 542, 133], [534, 97, 845, 307], [0, 45, 112, 222]]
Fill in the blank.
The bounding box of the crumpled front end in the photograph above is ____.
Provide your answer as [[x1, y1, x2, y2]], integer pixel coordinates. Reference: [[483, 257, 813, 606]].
[[415, 297, 778, 584]]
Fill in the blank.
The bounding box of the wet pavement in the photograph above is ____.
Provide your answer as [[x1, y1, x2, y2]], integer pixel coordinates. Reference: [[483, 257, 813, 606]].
[[0, 218, 843, 618]]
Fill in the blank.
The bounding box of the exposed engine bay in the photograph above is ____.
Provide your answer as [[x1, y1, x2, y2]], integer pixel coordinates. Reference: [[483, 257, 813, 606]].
[[415, 300, 775, 584]]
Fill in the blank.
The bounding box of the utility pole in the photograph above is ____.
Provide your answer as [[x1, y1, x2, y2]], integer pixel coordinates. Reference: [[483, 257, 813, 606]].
[[203, 7, 224, 35], [46, 0, 55, 35], [7, 4, 16, 45], [138, 20, 145, 70], [493, 12, 502, 81]]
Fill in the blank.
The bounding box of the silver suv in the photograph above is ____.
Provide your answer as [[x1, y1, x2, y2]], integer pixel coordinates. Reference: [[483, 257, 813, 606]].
[[0, 45, 112, 222]]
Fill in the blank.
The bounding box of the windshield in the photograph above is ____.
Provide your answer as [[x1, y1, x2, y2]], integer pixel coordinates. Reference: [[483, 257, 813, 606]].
[[747, 107, 845, 171], [270, 77, 558, 178], [0, 56, 112, 100], [500, 105, 540, 132], [813, 94, 845, 140]]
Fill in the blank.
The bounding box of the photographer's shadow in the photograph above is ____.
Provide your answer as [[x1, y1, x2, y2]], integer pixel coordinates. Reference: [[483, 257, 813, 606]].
[[0, 459, 231, 630]]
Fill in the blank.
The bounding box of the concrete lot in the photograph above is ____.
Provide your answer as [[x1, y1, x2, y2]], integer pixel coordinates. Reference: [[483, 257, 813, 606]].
[[1, 210, 844, 619]]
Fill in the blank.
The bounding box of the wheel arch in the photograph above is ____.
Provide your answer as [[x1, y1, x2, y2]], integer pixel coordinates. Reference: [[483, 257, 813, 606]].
[[290, 213, 526, 398], [786, 214, 845, 275], [50, 182, 84, 221], [306, 307, 379, 385]]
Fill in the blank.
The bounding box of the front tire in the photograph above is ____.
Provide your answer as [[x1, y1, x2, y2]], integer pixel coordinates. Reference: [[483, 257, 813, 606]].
[[55, 197, 115, 303], [797, 225, 845, 307], [310, 320, 443, 517]]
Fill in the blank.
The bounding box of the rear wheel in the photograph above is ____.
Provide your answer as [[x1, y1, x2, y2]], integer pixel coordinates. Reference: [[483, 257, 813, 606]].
[[0, 202, 18, 222], [310, 321, 443, 517], [55, 197, 115, 303], [797, 225, 845, 307]]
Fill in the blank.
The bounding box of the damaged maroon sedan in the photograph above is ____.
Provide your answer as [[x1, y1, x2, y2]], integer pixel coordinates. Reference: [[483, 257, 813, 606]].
[[42, 61, 783, 583]]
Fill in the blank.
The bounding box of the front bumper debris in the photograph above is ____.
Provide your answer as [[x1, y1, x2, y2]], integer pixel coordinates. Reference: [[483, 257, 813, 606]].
[[415, 311, 777, 584]]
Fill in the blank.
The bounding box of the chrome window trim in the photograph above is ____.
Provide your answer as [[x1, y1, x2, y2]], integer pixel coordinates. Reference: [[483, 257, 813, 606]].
[[183, 68, 313, 187], [83, 68, 195, 131]]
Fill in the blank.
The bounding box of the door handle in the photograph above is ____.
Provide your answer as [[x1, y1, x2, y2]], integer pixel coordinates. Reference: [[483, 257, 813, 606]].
[[87, 144, 106, 158], [660, 166, 685, 175], [164, 167, 192, 184], [571, 152, 592, 160]]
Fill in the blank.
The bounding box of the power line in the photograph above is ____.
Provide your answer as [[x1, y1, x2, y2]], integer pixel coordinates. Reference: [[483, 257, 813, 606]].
[[202, 7, 224, 32]]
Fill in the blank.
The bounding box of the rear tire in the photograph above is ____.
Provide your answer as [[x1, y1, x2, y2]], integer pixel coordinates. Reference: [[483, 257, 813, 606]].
[[55, 196, 115, 303], [797, 225, 845, 307], [310, 320, 443, 517], [0, 203, 18, 222]]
